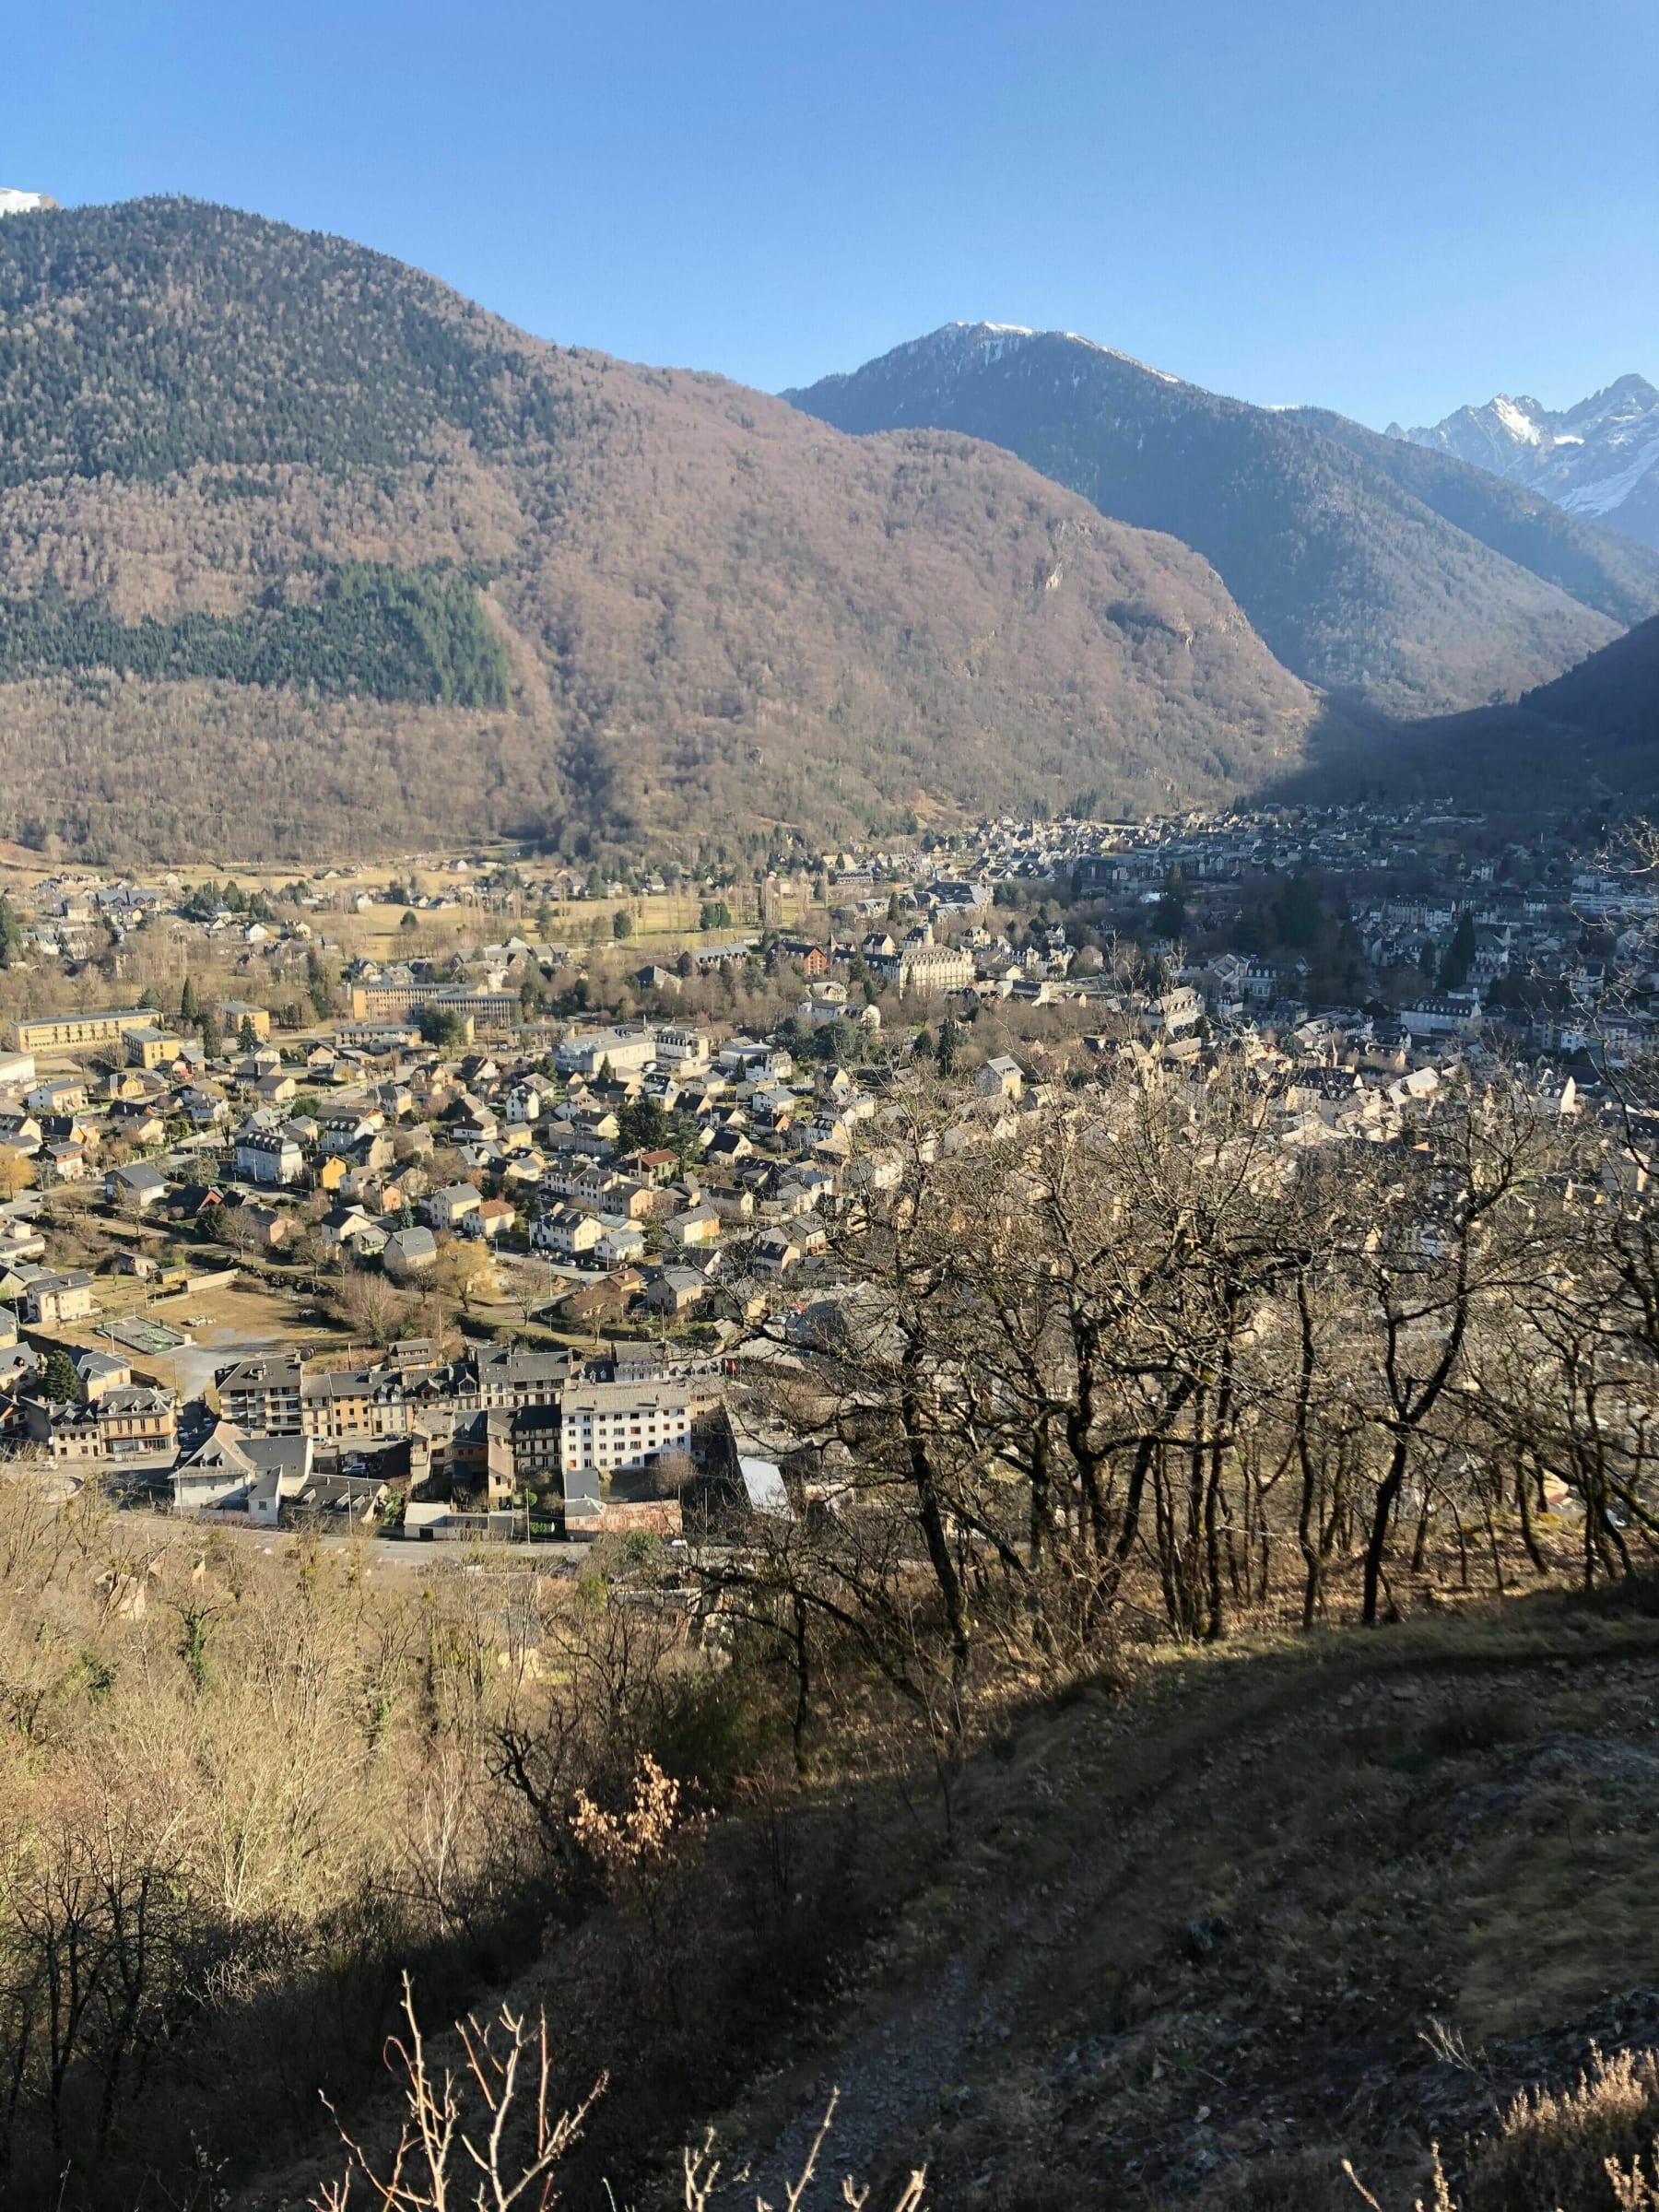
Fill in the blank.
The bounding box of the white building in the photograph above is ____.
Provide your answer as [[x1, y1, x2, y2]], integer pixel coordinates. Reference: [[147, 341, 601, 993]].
[[1143, 985, 1205, 1037], [554, 1027, 658, 1078], [559, 1379, 692, 1477], [234, 1128, 305, 1186], [531, 1206, 603, 1258], [425, 1182, 482, 1231]]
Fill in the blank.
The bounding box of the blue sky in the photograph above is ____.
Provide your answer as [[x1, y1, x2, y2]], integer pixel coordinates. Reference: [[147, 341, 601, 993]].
[[6, 0, 1656, 427]]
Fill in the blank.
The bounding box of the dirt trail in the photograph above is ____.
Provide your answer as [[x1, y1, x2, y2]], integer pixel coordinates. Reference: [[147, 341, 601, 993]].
[[726, 1612, 1659, 2207]]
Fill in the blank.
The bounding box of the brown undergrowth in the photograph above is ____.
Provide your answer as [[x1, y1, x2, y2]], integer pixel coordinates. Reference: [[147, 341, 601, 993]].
[[236, 1579, 1659, 2212]]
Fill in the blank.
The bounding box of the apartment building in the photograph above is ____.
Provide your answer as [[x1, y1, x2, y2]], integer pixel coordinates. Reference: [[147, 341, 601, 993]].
[[216, 1353, 305, 1436], [558, 1377, 692, 1477], [300, 1368, 417, 1441], [13, 1009, 150, 1053]]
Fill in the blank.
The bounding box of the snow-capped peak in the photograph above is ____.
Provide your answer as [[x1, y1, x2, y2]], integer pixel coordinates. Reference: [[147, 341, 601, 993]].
[[898, 322, 1183, 388], [1395, 372, 1659, 551], [1491, 395, 1547, 446]]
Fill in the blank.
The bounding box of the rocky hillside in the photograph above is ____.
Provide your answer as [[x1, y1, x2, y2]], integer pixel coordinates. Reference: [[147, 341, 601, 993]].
[[0, 200, 1333, 862], [787, 324, 1659, 719]]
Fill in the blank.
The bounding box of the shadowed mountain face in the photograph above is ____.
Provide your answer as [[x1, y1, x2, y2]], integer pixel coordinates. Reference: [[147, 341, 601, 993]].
[[0, 201, 1337, 862], [788, 324, 1659, 721], [1278, 611, 1659, 818]]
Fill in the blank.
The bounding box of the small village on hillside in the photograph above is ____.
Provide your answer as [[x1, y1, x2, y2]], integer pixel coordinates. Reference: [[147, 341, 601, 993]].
[[0, 797, 1649, 1550]]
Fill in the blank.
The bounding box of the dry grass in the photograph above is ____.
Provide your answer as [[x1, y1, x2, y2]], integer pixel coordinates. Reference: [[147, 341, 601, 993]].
[[666, 1595, 1659, 2212], [1464, 2050, 1659, 2212]]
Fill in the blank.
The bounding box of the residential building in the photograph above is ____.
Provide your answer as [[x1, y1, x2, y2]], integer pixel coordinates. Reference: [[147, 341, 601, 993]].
[[347, 983, 516, 1030], [106, 1102, 166, 1148], [234, 1128, 306, 1185], [26, 1077, 88, 1113], [300, 1368, 417, 1441], [650, 1028, 711, 1070], [318, 1206, 388, 1256], [105, 1161, 169, 1212], [126, 1025, 183, 1070], [94, 1386, 179, 1457], [532, 1205, 604, 1259], [173, 1426, 315, 1518], [594, 1218, 647, 1266], [665, 1203, 721, 1249], [1143, 985, 1205, 1037], [72, 1348, 132, 1400], [215, 1000, 272, 1041], [425, 1182, 482, 1232], [383, 1226, 439, 1278], [559, 1377, 693, 1477], [554, 1027, 658, 1078], [642, 1267, 708, 1317], [20, 1379, 176, 1461], [25, 1271, 96, 1325], [894, 942, 975, 995], [975, 1055, 1024, 1100], [217, 1353, 305, 1435], [468, 1347, 576, 1408], [12, 1010, 150, 1053]]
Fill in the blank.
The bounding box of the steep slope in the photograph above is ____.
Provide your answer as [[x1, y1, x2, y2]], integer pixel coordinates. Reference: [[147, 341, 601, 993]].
[[0, 200, 1330, 862], [1290, 405, 1659, 629], [1398, 376, 1659, 552], [233, 1598, 1659, 2212], [787, 324, 1642, 718], [1309, 610, 1659, 815], [1517, 607, 1659, 746], [703, 1604, 1659, 2212]]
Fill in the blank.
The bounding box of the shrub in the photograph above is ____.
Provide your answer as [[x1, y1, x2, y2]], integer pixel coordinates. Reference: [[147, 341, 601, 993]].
[[1466, 2048, 1659, 2212]]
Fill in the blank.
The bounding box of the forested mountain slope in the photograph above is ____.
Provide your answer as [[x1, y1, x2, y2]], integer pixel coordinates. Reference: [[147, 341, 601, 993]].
[[1289, 404, 1659, 629], [0, 200, 1331, 861], [788, 325, 1658, 718], [1307, 610, 1659, 813]]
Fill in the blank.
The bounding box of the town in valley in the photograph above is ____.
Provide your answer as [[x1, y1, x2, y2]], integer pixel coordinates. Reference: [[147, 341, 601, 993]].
[[0, 796, 1645, 1553]]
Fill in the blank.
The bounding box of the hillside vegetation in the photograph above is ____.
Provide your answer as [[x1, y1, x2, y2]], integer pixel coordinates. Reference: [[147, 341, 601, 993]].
[[788, 325, 1659, 717], [1315, 611, 1659, 812], [0, 561, 509, 703], [0, 199, 1332, 860], [684, 1595, 1659, 2212], [5, 1066, 1659, 2212]]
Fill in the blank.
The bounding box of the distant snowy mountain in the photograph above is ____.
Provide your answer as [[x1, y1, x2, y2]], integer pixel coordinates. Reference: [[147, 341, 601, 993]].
[[0, 188, 58, 218], [1394, 375, 1659, 551]]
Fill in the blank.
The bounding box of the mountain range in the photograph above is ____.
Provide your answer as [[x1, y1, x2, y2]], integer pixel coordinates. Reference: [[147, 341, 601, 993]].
[[1395, 376, 1659, 553], [786, 324, 1659, 719], [0, 199, 1340, 863], [0, 201, 1655, 862]]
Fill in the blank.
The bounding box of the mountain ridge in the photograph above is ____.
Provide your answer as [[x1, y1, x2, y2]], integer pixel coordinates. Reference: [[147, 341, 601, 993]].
[[787, 323, 1659, 717], [0, 199, 1338, 862], [1396, 373, 1659, 551]]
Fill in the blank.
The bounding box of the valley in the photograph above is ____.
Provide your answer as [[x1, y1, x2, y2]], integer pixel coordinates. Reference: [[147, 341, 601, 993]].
[[0, 168, 1658, 2212]]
